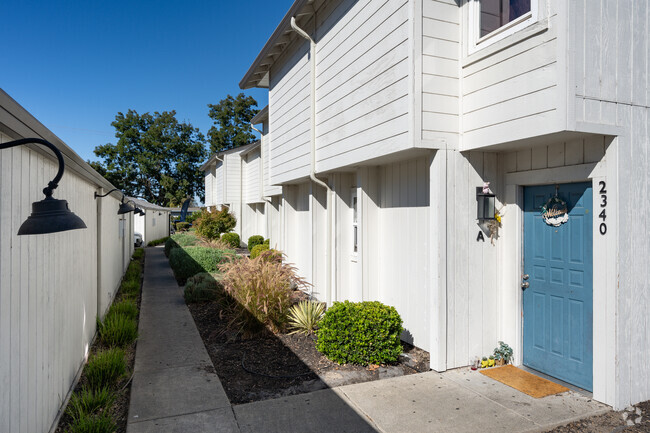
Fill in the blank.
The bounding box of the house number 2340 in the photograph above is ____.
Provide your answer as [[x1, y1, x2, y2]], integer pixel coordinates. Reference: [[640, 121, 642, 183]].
[[598, 181, 607, 235]]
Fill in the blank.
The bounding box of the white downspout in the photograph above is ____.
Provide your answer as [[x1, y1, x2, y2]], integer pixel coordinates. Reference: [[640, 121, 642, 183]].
[[291, 16, 334, 305]]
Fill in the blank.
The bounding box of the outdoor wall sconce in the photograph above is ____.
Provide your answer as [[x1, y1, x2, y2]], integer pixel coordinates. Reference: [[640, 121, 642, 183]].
[[94, 188, 136, 214], [476, 183, 496, 221], [1, 138, 87, 235]]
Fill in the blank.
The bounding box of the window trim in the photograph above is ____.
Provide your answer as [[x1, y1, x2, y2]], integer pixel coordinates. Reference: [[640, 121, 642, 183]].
[[469, 0, 539, 54]]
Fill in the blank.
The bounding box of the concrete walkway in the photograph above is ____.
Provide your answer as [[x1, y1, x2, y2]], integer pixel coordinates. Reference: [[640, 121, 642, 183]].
[[128, 247, 609, 433]]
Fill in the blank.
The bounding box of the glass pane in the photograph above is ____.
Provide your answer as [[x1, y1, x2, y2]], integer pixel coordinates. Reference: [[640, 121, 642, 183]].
[[480, 0, 531, 37], [353, 196, 358, 223], [353, 226, 358, 253]]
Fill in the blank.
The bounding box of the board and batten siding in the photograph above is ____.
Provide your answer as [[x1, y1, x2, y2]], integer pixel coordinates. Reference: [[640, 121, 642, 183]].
[[421, 0, 460, 144], [314, 0, 411, 172], [244, 147, 262, 204], [460, 1, 563, 149], [569, 0, 650, 409], [0, 130, 132, 433]]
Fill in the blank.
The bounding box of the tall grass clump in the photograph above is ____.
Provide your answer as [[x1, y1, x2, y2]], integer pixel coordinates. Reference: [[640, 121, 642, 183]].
[[132, 248, 144, 261], [219, 253, 309, 334], [98, 314, 138, 347], [169, 246, 233, 285], [67, 412, 116, 433], [107, 298, 138, 321], [85, 348, 127, 389], [66, 387, 116, 422]]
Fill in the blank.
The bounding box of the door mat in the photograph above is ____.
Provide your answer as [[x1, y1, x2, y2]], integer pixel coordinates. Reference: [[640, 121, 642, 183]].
[[479, 365, 569, 398]]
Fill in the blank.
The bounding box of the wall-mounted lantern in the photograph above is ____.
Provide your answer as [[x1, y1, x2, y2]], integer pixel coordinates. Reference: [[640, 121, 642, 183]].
[[1, 138, 87, 235], [94, 188, 136, 214], [476, 183, 496, 221]]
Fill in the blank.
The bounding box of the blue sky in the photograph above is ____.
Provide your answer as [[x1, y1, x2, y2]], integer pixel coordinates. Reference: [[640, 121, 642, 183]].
[[1, 0, 294, 162]]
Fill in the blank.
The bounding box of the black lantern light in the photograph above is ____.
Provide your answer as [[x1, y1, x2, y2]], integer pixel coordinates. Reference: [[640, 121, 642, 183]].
[[1, 138, 87, 235], [476, 187, 496, 221], [94, 189, 136, 214]]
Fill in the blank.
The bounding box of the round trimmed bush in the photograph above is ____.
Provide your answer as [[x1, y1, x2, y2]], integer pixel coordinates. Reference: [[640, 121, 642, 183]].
[[250, 243, 269, 259], [184, 272, 222, 303], [169, 246, 233, 285], [221, 232, 240, 248], [247, 235, 265, 251], [316, 301, 403, 365]]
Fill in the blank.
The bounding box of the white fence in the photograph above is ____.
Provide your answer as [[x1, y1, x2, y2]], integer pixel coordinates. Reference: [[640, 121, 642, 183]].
[[0, 90, 134, 433]]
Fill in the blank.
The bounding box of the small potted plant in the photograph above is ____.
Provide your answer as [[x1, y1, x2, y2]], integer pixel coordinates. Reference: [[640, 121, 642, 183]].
[[493, 341, 513, 365], [481, 356, 488, 368], [494, 353, 503, 366], [488, 355, 495, 367]]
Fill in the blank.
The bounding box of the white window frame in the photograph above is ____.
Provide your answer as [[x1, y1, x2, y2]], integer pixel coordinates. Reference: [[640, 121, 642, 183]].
[[468, 0, 538, 54], [351, 188, 359, 260]]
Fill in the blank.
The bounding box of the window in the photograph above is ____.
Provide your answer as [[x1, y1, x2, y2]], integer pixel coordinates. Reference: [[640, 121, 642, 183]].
[[351, 189, 358, 254], [480, 0, 531, 37]]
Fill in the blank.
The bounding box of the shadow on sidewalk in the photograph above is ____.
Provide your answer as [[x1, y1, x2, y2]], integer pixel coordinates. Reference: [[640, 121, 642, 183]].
[[162, 240, 379, 432]]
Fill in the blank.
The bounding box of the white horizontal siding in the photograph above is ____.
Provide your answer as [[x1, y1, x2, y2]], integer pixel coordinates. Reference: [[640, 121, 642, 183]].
[[422, 0, 460, 141], [214, 160, 224, 205], [269, 39, 311, 185], [461, 10, 562, 148], [262, 132, 282, 197], [314, 0, 411, 171], [204, 171, 214, 207], [225, 152, 242, 204]]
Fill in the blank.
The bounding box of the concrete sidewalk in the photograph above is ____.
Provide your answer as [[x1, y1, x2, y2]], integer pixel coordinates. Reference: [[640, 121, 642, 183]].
[[126, 247, 239, 433], [128, 246, 609, 433]]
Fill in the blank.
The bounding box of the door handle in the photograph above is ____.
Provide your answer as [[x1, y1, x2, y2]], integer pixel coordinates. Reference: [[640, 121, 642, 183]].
[[522, 274, 529, 280], [521, 282, 529, 290]]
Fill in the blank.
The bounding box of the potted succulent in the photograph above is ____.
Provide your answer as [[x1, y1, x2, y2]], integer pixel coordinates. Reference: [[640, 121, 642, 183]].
[[481, 356, 489, 368], [488, 355, 495, 367], [493, 341, 513, 365], [494, 353, 503, 366]]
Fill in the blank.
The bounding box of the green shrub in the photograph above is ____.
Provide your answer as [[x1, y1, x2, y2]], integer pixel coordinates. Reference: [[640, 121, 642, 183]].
[[66, 386, 116, 421], [316, 301, 403, 365], [184, 272, 222, 303], [107, 299, 138, 321], [176, 221, 190, 231], [247, 235, 265, 251], [195, 207, 237, 240], [288, 301, 325, 335], [169, 246, 233, 285], [221, 232, 240, 249], [98, 314, 138, 347], [219, 255, 308, 334], [250, 243, 269, 259], [264, 238, 270, 247], [147, 236, 169, 247], [67, 412, 116, 433], [185, 210, 202, 224], [85, 348, 126, 389]]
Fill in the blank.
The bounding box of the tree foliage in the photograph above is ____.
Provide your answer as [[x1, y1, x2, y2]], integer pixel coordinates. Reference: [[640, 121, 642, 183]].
[[207, 93, 259, 154], [91, 110, 208, 206]]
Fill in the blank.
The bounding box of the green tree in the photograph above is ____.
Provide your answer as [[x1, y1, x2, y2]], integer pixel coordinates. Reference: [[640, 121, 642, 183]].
[[207, 93, 259, 154], [91, 110, 208, 206]]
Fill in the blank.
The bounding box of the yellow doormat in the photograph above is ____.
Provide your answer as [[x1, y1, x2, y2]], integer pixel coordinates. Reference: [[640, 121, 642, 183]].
[[479, 365, 569, 398]]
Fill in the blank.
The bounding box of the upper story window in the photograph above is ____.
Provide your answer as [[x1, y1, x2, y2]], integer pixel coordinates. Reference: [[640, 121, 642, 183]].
[[480, 0, 531, 37], [469, 0, 537, 53]]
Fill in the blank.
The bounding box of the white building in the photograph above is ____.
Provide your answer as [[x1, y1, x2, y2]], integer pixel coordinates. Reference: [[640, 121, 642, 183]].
[[130, 197, 171, 245], [232, 0, 650, 410], [0, 89, 135, 433]]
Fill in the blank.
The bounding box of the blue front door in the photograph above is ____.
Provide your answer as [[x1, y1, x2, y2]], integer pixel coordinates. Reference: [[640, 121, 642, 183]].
[[523, 183, 593, 391]]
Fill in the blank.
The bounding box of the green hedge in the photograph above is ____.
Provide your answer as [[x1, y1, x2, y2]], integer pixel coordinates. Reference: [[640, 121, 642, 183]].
[[164, 233, 199, 257], [169, 246, 232, 285], [147, 236, 169, 247], [250, 243, 269, 259], [316, 301, 403, 365]]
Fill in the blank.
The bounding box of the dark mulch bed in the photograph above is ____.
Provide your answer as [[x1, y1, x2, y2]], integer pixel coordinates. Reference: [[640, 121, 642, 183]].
[[188, 294, 430, 405]]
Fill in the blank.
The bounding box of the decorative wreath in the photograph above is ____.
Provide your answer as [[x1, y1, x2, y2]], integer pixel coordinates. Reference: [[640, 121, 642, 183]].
[[541, 196, 569, 227]]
